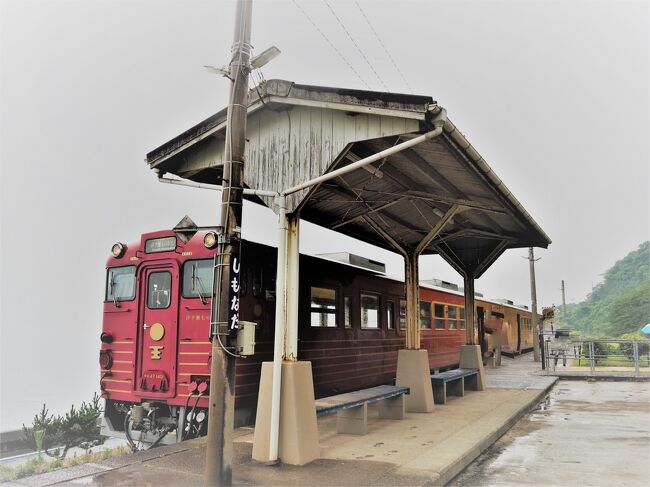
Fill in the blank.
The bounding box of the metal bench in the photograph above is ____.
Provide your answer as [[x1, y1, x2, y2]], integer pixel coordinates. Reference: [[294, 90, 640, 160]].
[[315, 385, 409, 435], [430, 369, 479, 405]]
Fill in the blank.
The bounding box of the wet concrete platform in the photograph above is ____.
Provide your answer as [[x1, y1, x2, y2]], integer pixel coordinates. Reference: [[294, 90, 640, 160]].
[[5, 356, 557, 486], [451, 379, 650, 486]]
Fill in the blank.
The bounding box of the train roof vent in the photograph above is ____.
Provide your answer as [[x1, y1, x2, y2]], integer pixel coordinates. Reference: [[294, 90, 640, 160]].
[[460, 287, 483, 297], [494, 299, 515, 305], [515, 304, 529, 310], [426, 279, 459, 291], [316, 252, 386, 274]]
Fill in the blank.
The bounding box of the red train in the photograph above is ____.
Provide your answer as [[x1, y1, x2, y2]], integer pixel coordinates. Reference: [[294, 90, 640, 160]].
[[99, 226, 534, 448]]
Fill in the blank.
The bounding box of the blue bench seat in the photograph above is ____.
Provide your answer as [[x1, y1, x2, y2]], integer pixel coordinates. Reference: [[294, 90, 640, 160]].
[[430, 369, 479, 404], [315, 385, 409, 435]]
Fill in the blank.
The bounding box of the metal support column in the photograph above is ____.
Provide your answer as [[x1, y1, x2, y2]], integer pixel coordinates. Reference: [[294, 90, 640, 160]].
[[463, 275, 476, 345], [589, 341, 595, 374], [285, 215, 300, 360], [633, 340, 640, 376], [404, 252, 420, 350]]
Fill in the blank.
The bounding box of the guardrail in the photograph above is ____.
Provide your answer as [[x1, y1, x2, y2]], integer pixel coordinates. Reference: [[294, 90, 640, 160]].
[[543, 338, 650, 377]]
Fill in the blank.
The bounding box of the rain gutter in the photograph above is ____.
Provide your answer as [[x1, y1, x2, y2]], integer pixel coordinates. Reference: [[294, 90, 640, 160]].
[[428, 106, 551, 246]]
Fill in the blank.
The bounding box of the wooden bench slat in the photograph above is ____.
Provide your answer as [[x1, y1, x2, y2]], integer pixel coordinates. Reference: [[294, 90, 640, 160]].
[[315, 385, 409, 417]]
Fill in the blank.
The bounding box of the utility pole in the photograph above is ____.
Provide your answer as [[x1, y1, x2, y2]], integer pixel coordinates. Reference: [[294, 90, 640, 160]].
[[561, 279, 567, 318], [205, 1, 252, 485], [528, 248, 541, 362]]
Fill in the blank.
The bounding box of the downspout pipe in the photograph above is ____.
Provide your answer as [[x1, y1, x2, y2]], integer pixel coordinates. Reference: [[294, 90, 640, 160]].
[[157, 176, 279, 198]]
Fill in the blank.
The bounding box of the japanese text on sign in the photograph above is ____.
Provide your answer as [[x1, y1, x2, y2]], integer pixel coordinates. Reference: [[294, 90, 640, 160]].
[[228, 252, 241, 337]]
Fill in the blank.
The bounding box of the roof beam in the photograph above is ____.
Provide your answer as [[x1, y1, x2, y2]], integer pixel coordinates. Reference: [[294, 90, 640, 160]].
[[473, 240, 510, 279], [320, 181, 426, 238], [433, 243, 468, 278], [399, 142, 509, 234], [362, 215, 408, 256], [439, 133, 531, 232], [415, 204, 463, 255], [330, 196, 408, 230], [405, 191, 505, 214]]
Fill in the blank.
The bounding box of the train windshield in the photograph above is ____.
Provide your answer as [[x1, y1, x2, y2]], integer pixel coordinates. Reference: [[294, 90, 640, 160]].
[[106, 266, 136, 302], [182, 259, 213, 300]]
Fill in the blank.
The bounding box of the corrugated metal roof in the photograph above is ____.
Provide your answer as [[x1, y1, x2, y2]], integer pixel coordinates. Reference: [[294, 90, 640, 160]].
[[146, 79, 550, 279]]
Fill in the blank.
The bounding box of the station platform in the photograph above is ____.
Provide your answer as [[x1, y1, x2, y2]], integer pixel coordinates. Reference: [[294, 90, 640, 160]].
[[7, 356, 556, 487]]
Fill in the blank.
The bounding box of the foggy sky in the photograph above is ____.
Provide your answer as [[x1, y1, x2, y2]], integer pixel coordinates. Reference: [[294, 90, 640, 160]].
[[1, 0, 648, 431]]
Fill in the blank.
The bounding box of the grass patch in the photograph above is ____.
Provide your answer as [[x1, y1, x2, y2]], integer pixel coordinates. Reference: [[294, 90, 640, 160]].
[[573, 356, 650, 367], [0, 445, 131, 481]]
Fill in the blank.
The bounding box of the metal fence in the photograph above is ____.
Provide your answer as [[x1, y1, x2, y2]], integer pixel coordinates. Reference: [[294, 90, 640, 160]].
[[543, 337, 650, 376]]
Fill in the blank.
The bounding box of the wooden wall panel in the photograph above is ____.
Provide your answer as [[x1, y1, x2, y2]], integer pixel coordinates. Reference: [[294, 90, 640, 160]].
[[176, 106, 419, 213]]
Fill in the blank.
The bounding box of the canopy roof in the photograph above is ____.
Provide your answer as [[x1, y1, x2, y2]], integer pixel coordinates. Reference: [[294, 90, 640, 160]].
[[146, 80, 550, 278]]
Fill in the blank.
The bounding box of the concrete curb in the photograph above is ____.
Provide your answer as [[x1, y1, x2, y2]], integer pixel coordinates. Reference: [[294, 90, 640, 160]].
[[435, 378, 558, 486], [553, 374, 650, 382]]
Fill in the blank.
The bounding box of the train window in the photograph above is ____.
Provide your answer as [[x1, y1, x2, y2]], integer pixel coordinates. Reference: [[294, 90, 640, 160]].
[[387, 301, 395, 329], [448, 306, 458, 329], [344, 296, 352, 328], [460, 308, 466, 329], [434, 303, 445, 329], [399, 300, 406, 329], [147, 272, 172, 309], [419, 302, 431, 328], [310, 287, 338, 327], [182, 260, 213, 299], [106, 266, 136, 302], [360, 293, 380, 329]]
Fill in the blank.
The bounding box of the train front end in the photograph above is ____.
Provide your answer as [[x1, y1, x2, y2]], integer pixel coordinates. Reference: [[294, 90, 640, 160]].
[[99, 229, 217, 449]]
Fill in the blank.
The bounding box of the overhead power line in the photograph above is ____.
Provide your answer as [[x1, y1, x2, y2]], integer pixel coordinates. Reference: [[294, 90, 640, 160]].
[[322, 0, 390, 92], [291, 0, 371, 89], [354, 0, 414, 94]]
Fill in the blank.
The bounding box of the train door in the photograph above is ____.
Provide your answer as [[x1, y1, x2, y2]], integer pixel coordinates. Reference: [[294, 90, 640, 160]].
[[135, 264, 179, 398], [516, 313, 521, 352]]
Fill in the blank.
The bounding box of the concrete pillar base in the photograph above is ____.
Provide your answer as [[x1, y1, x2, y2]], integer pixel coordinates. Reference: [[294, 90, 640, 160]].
[[252, 361, 320, 465], [395, 349, 434, 413], [459, 345, 486, 391]]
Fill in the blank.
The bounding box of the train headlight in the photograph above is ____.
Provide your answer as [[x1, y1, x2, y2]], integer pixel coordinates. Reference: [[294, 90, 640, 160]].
[[100, 332, 113, 344], [111, 242, 126, 258], [99, 350, 113, 370], [204, 232, 218, 249]]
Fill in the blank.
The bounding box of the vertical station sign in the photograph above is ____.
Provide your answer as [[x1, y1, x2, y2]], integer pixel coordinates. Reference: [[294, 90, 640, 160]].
[[228, 245, 241, 338]]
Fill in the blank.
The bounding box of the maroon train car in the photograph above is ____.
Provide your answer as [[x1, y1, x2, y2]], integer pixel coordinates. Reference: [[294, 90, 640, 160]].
[[99, 228, 530, 447]]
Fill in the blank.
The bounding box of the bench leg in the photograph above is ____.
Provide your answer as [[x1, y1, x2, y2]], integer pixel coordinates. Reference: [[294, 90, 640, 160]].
[[447, 378, 464, 397], [378, 395, 405, 420], [337, 403, 367, 435], [465, 374, 479, 391], [432, 383, 446, 405]]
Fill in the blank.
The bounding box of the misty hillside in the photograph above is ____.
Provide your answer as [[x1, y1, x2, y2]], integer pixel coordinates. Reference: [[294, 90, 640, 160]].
[[563, 242, 650, 337]]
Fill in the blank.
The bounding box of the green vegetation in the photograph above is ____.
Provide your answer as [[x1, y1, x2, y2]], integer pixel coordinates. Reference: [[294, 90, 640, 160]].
[[561, 242, 650, 337], [0, 445, 130, 482], [21, 394, 104, 459]]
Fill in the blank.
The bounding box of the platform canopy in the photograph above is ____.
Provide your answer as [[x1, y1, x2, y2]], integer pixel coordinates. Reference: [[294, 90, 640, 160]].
[[146, 79, 550, 279]]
